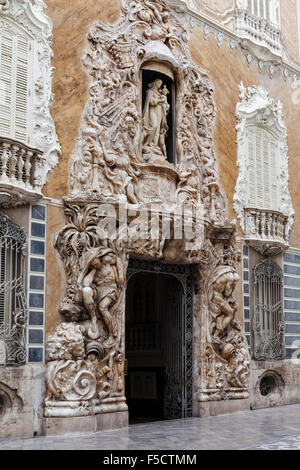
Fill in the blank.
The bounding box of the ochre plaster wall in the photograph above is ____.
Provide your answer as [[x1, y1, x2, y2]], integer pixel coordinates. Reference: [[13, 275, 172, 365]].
[[281, 0, 300, 61], [45, 203, 67, 338], [43, 0, 122, 200]]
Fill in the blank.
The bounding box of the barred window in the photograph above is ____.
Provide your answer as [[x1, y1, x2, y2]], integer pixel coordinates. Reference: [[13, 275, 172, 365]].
[[0, 17, 33, 145], [0, 214, 28, 365], [253, 258, 285, 360]]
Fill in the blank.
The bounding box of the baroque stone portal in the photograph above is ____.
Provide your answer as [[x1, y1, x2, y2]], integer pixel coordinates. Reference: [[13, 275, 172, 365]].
[[45, 0, 250, 420]]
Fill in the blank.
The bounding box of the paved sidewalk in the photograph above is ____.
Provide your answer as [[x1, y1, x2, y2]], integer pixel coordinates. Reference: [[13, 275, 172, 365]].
[[2, 404, 300, 450]]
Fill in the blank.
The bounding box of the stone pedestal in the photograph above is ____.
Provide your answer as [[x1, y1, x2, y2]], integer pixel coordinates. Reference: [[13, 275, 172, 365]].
[[195, 398, 250, 418], [44, 410, 128, 436], [136, 163, 179, 204]]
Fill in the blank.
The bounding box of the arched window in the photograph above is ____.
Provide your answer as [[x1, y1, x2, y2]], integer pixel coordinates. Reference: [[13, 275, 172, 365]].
[[0, 18, 33, 146], [253, 258, 285, 360], [0, 214, 27, 365]]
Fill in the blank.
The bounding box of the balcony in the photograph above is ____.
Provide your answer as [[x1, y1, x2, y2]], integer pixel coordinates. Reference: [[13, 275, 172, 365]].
[[236, 9, 282, 61], [244, 208, 289, 255], [0, 137, 44, 208]]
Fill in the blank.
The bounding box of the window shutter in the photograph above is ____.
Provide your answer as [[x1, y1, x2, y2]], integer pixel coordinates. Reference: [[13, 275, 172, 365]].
[[15, 36, 29, 144], [0, 24, 31, 144], [247, 0, 272, 22], [247, 128, 257, 206], [0, 29, 13, 139], [247, 126, 279, 211], [256, 128, 264, 207], [265, 0, 270, 22]]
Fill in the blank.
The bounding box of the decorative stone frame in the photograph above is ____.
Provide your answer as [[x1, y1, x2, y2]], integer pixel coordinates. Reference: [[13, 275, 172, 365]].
[[0, 0, 60, 190], [254, 369, 285, 407], [44, 0, 250, 428], [234, 83, 294, 253]]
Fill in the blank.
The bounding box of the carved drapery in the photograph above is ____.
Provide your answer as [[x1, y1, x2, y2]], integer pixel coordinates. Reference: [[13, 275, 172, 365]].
[[45, 0, 250, 419]]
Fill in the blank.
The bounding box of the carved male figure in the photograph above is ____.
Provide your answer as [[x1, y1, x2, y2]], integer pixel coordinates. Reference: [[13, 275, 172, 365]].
[[77, 247, 125, 346], [209, 267, 239, 358]]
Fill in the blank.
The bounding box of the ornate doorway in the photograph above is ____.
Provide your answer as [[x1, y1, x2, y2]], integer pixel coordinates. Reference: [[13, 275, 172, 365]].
[[125, 259, 193, 422]]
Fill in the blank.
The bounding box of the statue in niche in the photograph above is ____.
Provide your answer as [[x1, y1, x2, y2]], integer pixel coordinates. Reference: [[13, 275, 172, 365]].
[[77, 247, 125, 347], [142, 79, 170, 162]]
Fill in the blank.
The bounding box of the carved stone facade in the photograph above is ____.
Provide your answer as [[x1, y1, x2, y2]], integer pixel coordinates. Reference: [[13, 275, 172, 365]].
[[44, 0, 250, 421]]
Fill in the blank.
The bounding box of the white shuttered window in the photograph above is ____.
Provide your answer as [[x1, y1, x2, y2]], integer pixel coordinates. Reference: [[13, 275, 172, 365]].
[[247, 0, 279, 25], [246, 126, 279, 211], [0, 20, 33, 145]]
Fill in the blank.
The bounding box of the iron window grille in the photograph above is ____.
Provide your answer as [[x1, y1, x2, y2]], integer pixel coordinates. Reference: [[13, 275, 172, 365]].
[[253, 257, 285, 360], [0, 214, 28, 366]]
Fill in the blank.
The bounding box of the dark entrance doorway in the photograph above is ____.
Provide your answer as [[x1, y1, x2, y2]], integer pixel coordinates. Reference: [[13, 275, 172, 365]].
[[125, 259, 193, 424]]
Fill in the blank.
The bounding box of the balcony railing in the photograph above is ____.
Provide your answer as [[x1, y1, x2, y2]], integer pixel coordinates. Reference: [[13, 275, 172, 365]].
[[0, 137, 44, 207], [236, 9, 282, 59], [244, 208, 289, 254]]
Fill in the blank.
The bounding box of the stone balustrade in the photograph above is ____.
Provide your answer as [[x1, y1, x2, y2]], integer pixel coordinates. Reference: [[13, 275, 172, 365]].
[[0, 137, 44, 207], [244, 208, 289, 254], [236, 9, 282, 59]]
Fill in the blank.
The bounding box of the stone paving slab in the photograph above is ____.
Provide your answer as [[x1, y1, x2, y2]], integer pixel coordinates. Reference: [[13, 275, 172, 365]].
[[2, 404, 300, 450]]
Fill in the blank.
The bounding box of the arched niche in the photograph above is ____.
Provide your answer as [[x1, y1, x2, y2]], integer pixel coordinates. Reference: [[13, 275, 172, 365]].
[[140, 61, 177, 165]]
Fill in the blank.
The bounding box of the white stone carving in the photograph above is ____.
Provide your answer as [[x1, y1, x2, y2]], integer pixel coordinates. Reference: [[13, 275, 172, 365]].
[[234, 83, 294, 248], [142, 79, 170, 163], [68, 0, 225, 221], [236, 8, 282, 62], [46, 0, 250, 419], [0, 0, 60, 191]]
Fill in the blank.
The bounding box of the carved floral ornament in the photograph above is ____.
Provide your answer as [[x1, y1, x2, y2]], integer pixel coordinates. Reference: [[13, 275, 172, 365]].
[[0, 0, 60, 188], [45, 0, 250, 419]]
